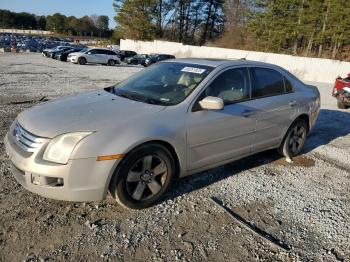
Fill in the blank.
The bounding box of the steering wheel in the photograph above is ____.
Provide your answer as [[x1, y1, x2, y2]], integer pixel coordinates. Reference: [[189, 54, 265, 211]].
[[173, 84, 188, 93]]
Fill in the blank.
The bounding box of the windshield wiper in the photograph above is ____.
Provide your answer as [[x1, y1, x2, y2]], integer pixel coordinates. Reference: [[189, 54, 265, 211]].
[[114, 90, 145, 102], [114, 89, 170, 106]]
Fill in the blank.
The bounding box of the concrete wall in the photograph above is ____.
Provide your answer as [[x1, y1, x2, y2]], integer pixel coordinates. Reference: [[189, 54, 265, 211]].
[[0, 29, 53, 35], [120, 39, 350, 83]]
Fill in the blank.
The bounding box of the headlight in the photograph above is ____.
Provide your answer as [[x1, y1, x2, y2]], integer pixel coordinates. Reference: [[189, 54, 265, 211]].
[[43, 132, 93, 164]]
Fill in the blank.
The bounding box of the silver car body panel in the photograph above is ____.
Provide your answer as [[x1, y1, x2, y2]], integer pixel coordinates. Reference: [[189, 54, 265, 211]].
[[4, 59, 320, 201]]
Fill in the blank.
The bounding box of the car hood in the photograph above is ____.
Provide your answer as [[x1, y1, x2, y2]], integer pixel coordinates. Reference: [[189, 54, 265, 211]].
[[17, 90, 165, 138], [68, 52, 82, 56]]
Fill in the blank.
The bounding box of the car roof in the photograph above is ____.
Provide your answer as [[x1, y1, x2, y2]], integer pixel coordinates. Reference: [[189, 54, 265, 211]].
[[165, 58, 279, 68]]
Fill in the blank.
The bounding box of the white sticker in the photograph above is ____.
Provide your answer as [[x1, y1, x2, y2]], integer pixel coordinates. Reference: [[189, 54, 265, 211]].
[[181, 67, 206, 74]]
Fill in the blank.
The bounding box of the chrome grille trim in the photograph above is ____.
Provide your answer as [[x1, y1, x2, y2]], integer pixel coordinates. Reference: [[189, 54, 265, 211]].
[[13, 123, 45, 152]]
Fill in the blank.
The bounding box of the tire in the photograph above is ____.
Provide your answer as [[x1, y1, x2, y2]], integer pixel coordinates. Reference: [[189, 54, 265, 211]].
[[109, 143, 175, 209], [78, 57, 87, 65], [279, 119, 308, 158], [337, 101, 348, 109], [107, 59, 116, 66]]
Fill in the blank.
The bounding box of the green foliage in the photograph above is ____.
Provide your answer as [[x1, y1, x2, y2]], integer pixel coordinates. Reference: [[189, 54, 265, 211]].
[[246, 0, 350, 58], [0, 9, 38, 29], [114, 0, 157, 40], [113, 0, 224, 44], [0, 9, 111, 38]]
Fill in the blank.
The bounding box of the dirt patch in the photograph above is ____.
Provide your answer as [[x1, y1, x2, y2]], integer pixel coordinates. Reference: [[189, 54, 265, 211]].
[[271, 155, 316, 167]]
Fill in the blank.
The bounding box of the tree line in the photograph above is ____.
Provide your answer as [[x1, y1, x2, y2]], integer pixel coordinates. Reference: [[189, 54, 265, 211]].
[[1, 0, 350, 60], [0, 9, 111, 37], [113, 0, 225, 45], [114, 0, 350, 60]]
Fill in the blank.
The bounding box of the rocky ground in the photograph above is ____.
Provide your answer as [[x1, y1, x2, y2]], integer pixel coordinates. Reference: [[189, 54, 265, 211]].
[[0, 53, 349, 261]]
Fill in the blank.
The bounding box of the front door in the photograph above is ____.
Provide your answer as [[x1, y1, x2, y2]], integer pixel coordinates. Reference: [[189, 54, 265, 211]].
[[186, 67, 256, 171]]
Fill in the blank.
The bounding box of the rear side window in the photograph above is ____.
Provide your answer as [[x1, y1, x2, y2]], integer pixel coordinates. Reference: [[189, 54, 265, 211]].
[[107, 50, 116, 55], [284, 77, 293, 92], [98, 49, 109, 55], [251, 68, 285, 98]]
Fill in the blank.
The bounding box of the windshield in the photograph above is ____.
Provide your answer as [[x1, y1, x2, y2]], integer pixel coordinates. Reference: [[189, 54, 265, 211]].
[[113, 62, 213, 106]]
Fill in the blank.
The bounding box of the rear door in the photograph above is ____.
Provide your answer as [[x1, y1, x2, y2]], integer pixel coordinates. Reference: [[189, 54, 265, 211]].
[[96, 49, 109, 63], [248, 67, 297, 152]]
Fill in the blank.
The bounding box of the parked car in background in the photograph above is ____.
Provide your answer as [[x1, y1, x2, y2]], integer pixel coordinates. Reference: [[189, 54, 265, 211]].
[[42, 46, 72, 57], [333, 73, 350, 109], [48, 46, 81, 58], [67, 48, 121, 66], [142, 54, 176, 67], [53, 47, 86, 61], [125, 54, 150, 65], [5, 59, 320, 209], [117, 50, 137, 61]]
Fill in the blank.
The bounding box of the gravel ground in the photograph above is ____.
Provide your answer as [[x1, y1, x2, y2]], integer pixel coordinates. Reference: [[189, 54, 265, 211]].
[[0, 53, 349, 261]]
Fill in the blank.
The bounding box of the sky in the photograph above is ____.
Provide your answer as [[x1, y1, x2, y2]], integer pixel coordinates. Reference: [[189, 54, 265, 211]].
[[0, 0, 117, 28]]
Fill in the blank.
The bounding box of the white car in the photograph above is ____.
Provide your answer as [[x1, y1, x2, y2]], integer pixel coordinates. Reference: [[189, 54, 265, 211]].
[[67, 48, 121, 66]]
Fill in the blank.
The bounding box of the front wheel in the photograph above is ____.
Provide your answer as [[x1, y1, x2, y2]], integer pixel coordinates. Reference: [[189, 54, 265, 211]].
[[78, 57, 87, 65], [109, 144, 175, 209], [279, 119, 307, 158]]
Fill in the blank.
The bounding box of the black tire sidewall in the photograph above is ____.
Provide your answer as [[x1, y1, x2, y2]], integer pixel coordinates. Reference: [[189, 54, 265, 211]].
[[281, 119, 307, 158], [110, 144, 175, 209], [108, 59, 115, 66], [78, 57, 86, 65], [337, 101, 347, 109]]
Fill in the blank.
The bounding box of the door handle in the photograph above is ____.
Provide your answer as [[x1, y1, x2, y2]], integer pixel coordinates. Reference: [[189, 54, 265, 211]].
[[289, 100, 297, 107], [241, 110, 255, 118]]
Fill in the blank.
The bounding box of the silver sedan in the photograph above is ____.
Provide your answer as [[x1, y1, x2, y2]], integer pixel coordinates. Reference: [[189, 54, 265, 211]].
[[4, 59, 320, 209]]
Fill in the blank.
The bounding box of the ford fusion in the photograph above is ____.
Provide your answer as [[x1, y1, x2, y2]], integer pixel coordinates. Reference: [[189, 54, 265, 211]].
[[4, 59, 320, 209]]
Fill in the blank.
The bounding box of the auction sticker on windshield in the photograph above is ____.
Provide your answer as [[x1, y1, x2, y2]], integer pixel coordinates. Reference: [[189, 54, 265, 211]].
[[181, 67, 206, 74]]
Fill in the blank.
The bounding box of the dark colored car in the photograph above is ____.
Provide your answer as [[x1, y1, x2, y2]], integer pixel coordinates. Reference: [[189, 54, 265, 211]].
[[54, 47, 86, 61], [117, 50, 137, 61], [125, 54, 150, 65], [142, 54, 176, 67]]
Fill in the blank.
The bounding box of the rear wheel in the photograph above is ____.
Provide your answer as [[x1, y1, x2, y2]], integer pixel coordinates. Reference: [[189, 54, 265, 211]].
[[107, 59, 116, 66], [337, 101, 348, 109], [109, 143, 175, 209], [78, 57, 86, 65], [280, 119, 307, 158]]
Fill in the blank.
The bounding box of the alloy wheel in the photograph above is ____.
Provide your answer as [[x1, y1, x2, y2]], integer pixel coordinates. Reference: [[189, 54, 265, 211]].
[[288, 124, 306, 154], [125, 155, 168, 201]]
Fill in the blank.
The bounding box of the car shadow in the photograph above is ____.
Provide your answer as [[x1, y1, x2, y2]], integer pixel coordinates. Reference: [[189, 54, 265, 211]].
[[164, 108, 350, 202], [303, 108, 350, 153]]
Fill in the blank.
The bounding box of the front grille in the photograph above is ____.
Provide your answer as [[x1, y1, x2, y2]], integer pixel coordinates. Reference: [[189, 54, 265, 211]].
[[13, 123, 45, 152]]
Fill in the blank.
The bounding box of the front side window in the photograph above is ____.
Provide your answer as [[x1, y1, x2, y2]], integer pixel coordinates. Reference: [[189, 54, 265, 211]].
[[113, 62, 213, 105], [251, 68, 285, 98], [204, 68, 250, 104], [87, 49, 98, 55]]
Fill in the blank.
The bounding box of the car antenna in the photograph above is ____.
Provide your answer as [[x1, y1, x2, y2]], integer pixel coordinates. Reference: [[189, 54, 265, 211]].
[[240, 52, 249, 60]]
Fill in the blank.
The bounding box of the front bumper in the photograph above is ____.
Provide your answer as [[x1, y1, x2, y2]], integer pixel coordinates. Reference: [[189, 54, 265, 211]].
[[4, 132, 119, 202], [67, 56, 78, 63]]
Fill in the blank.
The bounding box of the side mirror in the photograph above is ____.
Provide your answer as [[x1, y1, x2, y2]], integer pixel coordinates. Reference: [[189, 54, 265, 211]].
[[199, 96, 224, 110], [87, 52, 92, 55]]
